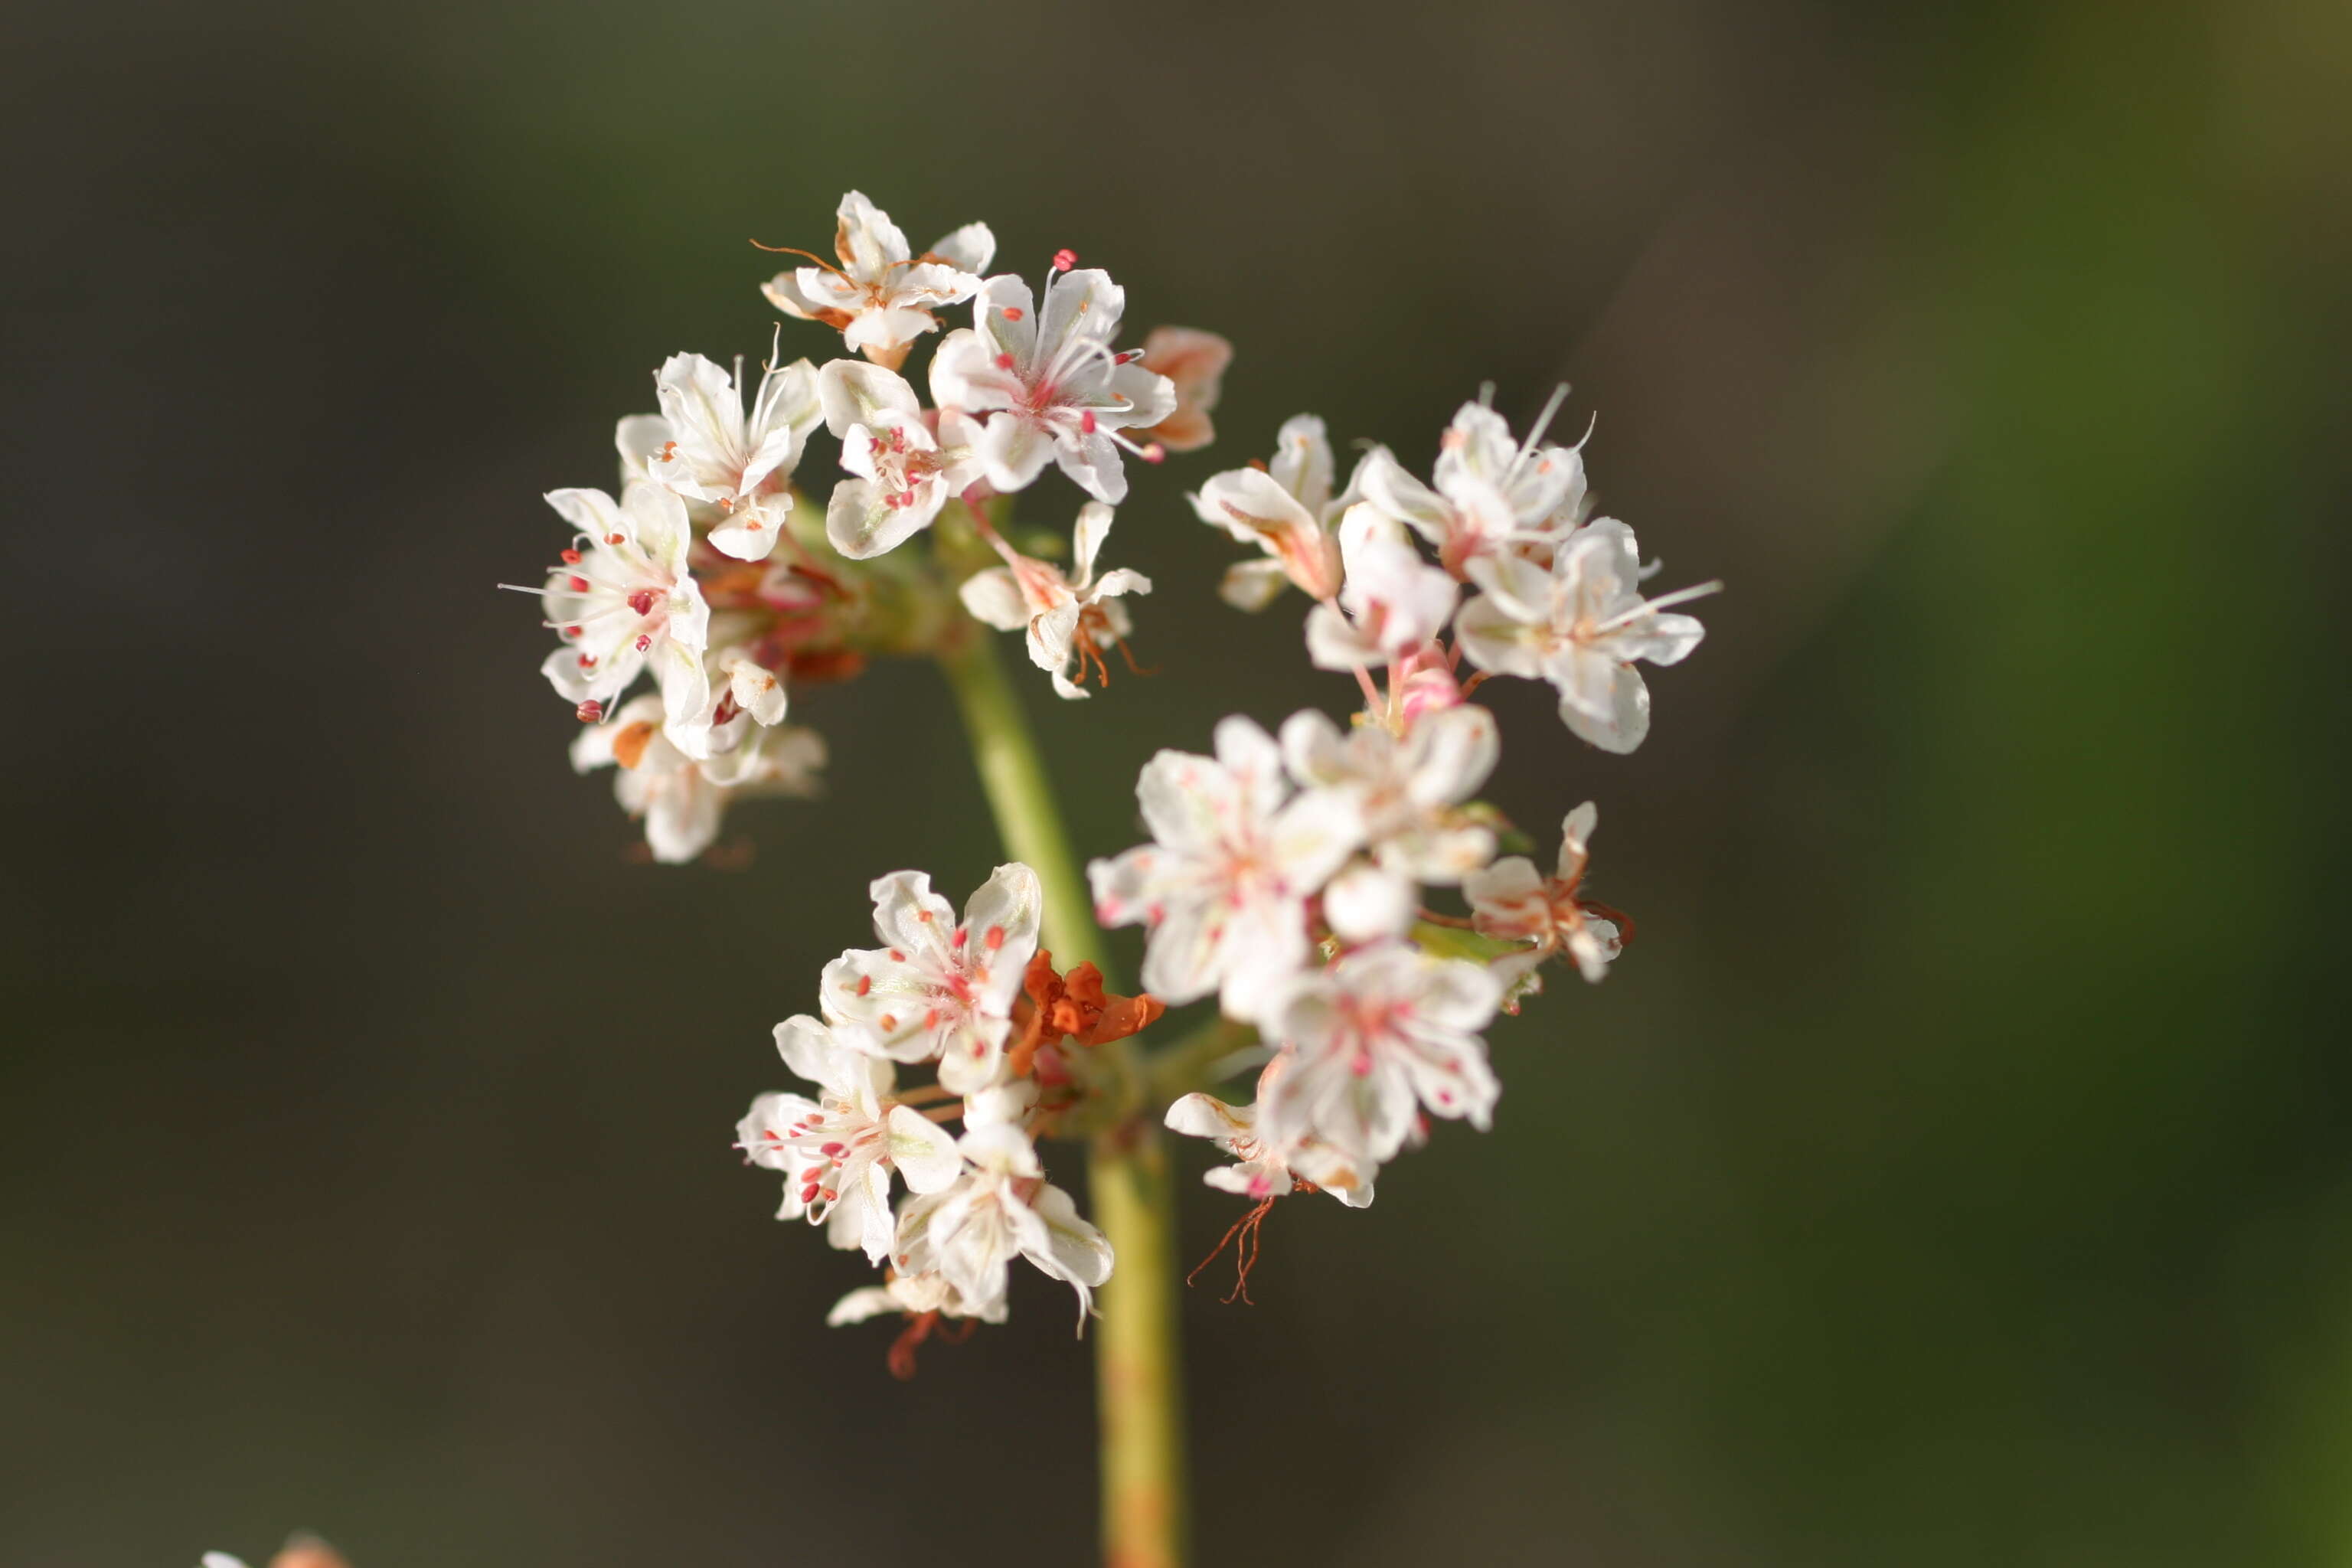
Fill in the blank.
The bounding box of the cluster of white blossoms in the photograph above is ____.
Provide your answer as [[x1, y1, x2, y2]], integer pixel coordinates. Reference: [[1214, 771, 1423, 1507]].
[[515, 191, 1219, 862], [737, 863, 1168, 1370], [519, 190, 1713, 1365], [1102, 392, 1717, 1239]]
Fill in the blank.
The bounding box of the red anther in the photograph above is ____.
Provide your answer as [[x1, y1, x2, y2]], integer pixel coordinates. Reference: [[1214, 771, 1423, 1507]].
[[818, 1142, 845, 1157], [854, 974, 872, 996], [923, 1008, 942, 1030], [1001, 305, 1025, 321], [577, 653, 593, 669], [889, 949, 906, 962], [634, 633, 651, 652], [626, 590, 658, 616], [984, 925, 1006, 951], [951, 927, 969, 950], [575, 700, 604, 723], [1051, 248, 1076, 271], [877, 1014, 898, 1031], [1080, 410, 1097, 434], [1140, 442, 1167, 465], [995, 351, 1017, 371], [606, 532, 625, 545], [560, 548, 582, 564], [1115, 349, 1142, 364], [561, 626, 580, 639], [567, 574, 590, 592]]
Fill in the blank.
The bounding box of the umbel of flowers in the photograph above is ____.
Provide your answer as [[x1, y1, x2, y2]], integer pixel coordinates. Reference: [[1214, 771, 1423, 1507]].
[[513, 190, 1713, 1423]]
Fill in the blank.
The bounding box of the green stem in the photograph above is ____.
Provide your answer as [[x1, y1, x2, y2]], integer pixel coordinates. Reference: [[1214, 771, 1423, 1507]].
[[938, 627, 1190, 1568]]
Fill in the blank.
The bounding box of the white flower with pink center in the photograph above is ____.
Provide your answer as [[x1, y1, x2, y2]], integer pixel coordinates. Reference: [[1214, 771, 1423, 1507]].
[[1278, 702, 1500, 939], [1360, 391, 1586, 577], [815, 359, 985, 559], [821, 864, 1043, 1096], [1089, 716, 1364, 1024], [1259, 940, 1502, 1167], [929, 264, 1175, 505], [738, 1014, 964, 1263], [891, 1122, 1113, 1325], [642, 345, 822, 562], [1454, 518, 1717, 753], [760, 191, 995, 370], [531, 483, 711, 748]]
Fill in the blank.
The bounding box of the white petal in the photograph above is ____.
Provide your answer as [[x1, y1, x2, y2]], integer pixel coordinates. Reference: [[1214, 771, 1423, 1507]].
[[1269, 413, 1335, 514], [1559, 663, 1651, 753], [958, 567, 1031, 631], [826, 1285, 904, 1326], [1324, 861, 1416, 942], [817, 360, 923, 439], [1070, 501, 1115, 583], [1219, 557, 1292, 612], [928, 220, 996, 274], [886, 1104, 966, 1194], [977, 412, 1056, 494]]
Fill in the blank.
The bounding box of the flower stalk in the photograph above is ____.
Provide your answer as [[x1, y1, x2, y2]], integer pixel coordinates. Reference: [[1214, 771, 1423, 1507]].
[[938, 628, 1189, 1568]]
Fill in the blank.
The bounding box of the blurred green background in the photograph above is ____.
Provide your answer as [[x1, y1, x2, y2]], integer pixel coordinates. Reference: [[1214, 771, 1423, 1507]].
[[5, 0, 2349, 1563]]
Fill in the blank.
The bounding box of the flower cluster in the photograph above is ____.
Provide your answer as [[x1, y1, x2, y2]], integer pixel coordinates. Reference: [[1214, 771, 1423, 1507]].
[[514, 191, 1218, 861], [1108, 392, 1714, 1243], [517, 188, 1716, 1368], [738, 864, 1160, 1367]]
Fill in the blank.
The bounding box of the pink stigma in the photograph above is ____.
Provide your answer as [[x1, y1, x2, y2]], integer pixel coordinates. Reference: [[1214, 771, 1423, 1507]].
[[576, 701, 603, 723], [1051, 248, 1076, 272]]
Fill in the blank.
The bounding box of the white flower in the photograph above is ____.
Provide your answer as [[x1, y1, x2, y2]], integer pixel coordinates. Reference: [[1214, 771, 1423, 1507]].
[[1190, 413, 1357, 609], [738, 1014, 963, 1263], [1259, 940, 1503, 1166], [534, 485, 710, 746], [820, 864, 1042, 1095], [929, 267, 1175, 504], [1454, 518, 1716, 753], [203, 1557, 248, 1568], [957, 502, 1152, 700], [1277, 704, 1498, 940], [815, 359, 985, 559], [1360, 393, 1585, 576], [572, 694, 825, 862], [760, 191, 995, 369], [642, 346, 822, 561], [1463, 801, 1622, 983], [1089, 717, 1363, 1023], [893, 1122, 1114, 1325], [1303, 505, 1460, 670], [1164, 1089, 1375, 1208]]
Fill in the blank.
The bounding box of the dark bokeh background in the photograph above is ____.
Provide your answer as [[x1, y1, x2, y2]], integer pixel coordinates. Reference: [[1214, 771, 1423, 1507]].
[[7, 2, 2350, 1563]]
